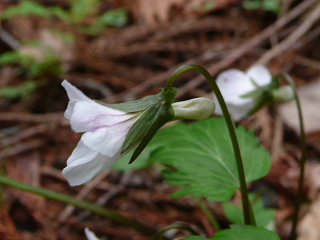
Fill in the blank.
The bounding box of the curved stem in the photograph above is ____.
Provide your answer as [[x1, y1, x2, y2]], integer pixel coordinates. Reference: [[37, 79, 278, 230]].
[[0, 175, 157, 236], [282, 74, 307, 240], [165, 64, 256, 226], [193, 197, 221, 231]]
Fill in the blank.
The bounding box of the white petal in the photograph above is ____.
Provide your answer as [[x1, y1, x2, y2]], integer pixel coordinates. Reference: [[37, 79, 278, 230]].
[[62, 80, 92, 119], [246, 64, 272, 86], [214, 97, 255, 121], [85, 228, 100, 240], [62, 80, 92, 102], [66, 141, 97, 165], [70, 101, 132, 133], [216, 69, 255, 105], [81, 119, 133, 157], [62, 149, 122, 186]]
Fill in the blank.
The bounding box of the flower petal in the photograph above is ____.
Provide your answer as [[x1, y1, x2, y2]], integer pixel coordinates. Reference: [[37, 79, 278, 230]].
[[214, 100, 255, 121], [62, 80, 92, 102], [84, 228, 99, 240], [81, 119, 133, 157], [216, 69, 255, 105], [85, 228, 100, 240], [62, 80, 92, 119], [246, 64, 272, 86], [70, 101, 133, 133], [62, 148, 122, 186], [66, 140, 97, 165]]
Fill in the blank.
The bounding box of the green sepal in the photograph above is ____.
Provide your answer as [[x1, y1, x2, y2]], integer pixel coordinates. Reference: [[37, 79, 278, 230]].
[[247, 90, 273, 115], [241, 88, 265, 99], [129, 100, 174, 163], [95, 92, 163, 112], [244, 77, 281, 115], [121, 88, 178, 163]]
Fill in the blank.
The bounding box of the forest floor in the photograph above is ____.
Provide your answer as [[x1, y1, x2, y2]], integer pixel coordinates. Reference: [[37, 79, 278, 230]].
[[1, 0, 320, 239]]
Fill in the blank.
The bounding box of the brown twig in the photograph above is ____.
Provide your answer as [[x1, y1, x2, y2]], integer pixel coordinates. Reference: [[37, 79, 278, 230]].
[[176, 0, 318, 97], [58, 169, 111, 222], [0, 112, 65, 123], [257, 1, 320, 65], [0, 123, 52, 148], [0, 139, 45, 159]]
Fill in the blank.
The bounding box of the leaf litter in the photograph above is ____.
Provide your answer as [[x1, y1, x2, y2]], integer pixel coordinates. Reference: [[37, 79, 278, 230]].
[[1, 0, 320, 239]]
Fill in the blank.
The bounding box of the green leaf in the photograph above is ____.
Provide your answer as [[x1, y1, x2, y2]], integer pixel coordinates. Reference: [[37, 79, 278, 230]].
[[150, 117, 271, 202], [177, 237, 208, 240], [243, 0, 281, 13], [212, 225, 280, 240], [0, 81, 42, 99], [99, 7, 128, 28], [180, 225, 280, 240], [223, 194, 275, 229], [1, 0, 68, 20], [69, 0, 100, 23]]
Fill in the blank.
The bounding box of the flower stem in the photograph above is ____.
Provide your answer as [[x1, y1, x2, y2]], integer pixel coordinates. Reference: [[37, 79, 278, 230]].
[[282, 74, 307, 240], [193, 197, 221, 231], [0, 175, 157, 236], [165, 64, 256, 226]]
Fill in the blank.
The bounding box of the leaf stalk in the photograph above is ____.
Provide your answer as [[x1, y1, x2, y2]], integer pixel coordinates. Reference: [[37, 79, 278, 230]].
[[165, 64, 256, 226], [282, 74, 307, 240], [0, 175, 157, 236]]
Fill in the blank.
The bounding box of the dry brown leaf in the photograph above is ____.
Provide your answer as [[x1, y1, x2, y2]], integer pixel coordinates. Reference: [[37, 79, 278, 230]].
[[6, 151, 46, 222], [125, 0, 240, 26], [0, 207, 22, 240], [298, 193, 320, 240]]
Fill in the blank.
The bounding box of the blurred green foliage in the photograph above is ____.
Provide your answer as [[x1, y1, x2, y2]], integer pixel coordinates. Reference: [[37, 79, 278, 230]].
[[1, 0, 129, 34], [243, 0, 281, 13], [0, 81, 43, 99], [0, 0, 129, 99]]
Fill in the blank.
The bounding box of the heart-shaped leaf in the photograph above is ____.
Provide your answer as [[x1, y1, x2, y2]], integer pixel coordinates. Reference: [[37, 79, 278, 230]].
[[150, 117, 271, 201]]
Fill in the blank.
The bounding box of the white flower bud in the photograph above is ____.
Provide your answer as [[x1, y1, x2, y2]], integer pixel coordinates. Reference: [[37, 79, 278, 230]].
[[172, 98, 215, 120], [272, 85, 294, 102]]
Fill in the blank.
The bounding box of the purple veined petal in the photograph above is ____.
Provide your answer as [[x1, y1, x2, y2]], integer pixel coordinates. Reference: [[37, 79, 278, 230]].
[[246, 64, 272, 86], [62, 149, 122, 186], [81, 118, 135, 157], [85, 228, 100, 240], [70, 100, 134, 133], [216, 69, 255, 105], [62, 80, 93, 119], [62, 80, 92, 102]]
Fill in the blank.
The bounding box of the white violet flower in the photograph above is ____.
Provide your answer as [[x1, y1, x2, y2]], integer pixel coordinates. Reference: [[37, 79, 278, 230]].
[[85, 228, 101, 240], [62, 80, 215, 186], [213, 64, 272, 121]]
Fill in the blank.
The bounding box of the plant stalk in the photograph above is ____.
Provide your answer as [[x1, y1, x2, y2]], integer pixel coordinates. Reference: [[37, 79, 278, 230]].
[[193, 197, 221, 231], [165, 64, 256, 226], [0, 175, 157, 236], [282, 74, 307, 240]]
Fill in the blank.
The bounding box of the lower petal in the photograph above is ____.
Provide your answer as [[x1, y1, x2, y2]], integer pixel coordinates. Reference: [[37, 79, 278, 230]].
[[214, 96, 255, 121], [62, 151, 123, 186], [216, 69, 255, 104]]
